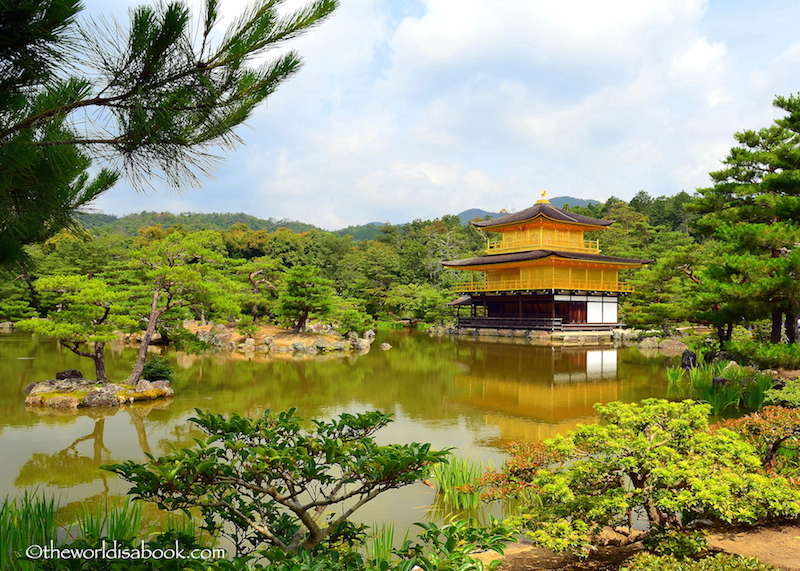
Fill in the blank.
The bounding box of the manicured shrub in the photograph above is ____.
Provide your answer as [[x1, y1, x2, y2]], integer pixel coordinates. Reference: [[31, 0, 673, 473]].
[[621, 552, 777, 571], [476, 399, 800, 556], [641, 526, 707, 559], [713, 406, 800, 481], [236, 315, 258, 338], [140, 354, 175, 382]]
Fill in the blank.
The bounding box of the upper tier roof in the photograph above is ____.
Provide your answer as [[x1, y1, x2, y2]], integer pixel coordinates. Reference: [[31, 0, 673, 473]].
[[472, 201, 612, 229]]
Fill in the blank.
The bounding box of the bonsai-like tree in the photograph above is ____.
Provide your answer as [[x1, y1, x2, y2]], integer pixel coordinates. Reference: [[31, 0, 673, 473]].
[[477, 399, 800, 555], [16, 276, 137, 381], [104, 409, 451, 557]]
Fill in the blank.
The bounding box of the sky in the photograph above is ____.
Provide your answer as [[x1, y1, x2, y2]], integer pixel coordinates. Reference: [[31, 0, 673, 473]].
[[82, 0, 800, 229]]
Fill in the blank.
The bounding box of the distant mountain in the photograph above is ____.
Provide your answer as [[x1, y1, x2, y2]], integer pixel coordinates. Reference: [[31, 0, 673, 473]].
[[78, 196, 604, 240], [455, 197, 600, 225], [456, 209, 501, 224], [549, 196, 601, 209]]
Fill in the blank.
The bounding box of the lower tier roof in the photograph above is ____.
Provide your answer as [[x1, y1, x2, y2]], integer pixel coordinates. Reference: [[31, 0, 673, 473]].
[[443, 249, 650, 268]]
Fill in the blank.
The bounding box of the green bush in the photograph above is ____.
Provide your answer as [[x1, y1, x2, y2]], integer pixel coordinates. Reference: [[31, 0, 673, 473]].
[[237, 315, 258, 338], [140, 354, 175, 383], [642, 526, 707, 559], [681, 334, 715, 360], [172, 327, 213, 354], [621, 552, 777, 571], [476, 400, 800, 556], [336, 308, 374, 337], [765, 378, 800, 408], [730, 325, 754, 344], [729, 341, 800, 370]]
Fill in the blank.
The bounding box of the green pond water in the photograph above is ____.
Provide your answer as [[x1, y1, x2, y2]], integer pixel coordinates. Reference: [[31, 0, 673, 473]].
[[0, 330, 673, 531]]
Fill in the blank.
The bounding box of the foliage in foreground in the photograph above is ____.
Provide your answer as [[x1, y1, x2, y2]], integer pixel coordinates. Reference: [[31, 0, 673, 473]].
[[1, 494, 214, 571], [1, 489, 514, 571], [259, 519, 516, 571], [476, 399, 800, 556], [621, 552, 778, 571], [713, 406, 800, 482], [0, 0, 337, 266], [104, 409, 451, 557]]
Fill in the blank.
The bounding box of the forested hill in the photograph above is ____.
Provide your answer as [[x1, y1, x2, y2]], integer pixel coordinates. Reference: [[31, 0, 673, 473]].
[[77, 196, 600, 239], [78, 211, 321, 235]]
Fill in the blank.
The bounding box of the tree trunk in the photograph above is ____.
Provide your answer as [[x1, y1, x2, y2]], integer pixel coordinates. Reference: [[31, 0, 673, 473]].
[[60, 340, 108, 382], [128, 290, 163, 384], [716, 323, 733, 350], [786, 308, 798, 344], [293, 310, 309, 334], [20, 265, 41, 314], [771, 308, 783, 344], [93, 341, 108, 382]]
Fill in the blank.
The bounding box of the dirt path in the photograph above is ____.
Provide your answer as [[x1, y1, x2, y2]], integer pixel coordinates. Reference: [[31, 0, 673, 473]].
[[708, 522, 800, 571], [475, 521, 800, 571]]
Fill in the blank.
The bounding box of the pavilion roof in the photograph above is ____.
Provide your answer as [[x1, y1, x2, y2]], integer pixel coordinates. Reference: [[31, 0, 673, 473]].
[[472, 202, 612, 229], [443, 249, 650, 267]]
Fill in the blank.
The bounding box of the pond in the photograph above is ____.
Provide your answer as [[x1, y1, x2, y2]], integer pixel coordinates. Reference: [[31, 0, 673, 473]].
[[0, 330, 673, 531]]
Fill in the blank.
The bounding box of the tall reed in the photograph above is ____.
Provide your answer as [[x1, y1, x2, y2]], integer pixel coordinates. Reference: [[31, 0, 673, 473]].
[[366, 522, 396, 562], [375, 322, 405, 330], [668, 362, 774, 415], [75, 498, 146, 542], [431, 456, 484, 514], [0, 492, 59, 571], [0, 493, 202, 571], [666, 366, 685, 385]]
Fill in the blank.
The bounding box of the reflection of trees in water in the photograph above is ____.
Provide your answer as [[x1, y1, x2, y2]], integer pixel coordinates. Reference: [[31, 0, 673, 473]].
[[167, 335, 466, 420], [14, 405, 164, 489], [15, 418, 112, 488], [154, 419, 206, 457]]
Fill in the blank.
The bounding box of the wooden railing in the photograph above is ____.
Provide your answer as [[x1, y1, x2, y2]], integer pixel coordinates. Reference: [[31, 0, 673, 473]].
[[486, 237, 600, 253], [454, 278, 634, 293], [457, 317, 563, 330]]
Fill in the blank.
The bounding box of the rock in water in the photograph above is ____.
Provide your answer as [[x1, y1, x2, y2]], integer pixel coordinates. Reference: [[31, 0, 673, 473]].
[[681, 349, 697, 369], [56, 369, 83, 380]]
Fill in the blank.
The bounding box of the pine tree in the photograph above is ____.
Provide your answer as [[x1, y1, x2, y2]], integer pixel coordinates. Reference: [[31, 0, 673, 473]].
[[0, 0, 337, 266], [689, 96, 800, 343], [275, 265, 336, 333], [16, 276, 137, 381]]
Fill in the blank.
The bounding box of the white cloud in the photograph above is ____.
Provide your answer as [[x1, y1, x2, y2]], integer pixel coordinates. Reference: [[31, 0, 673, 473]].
[[671, 37, 727, 79], [85, 0, 800, 229]]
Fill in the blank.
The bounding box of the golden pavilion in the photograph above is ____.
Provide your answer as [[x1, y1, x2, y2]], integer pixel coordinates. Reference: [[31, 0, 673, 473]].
[[443, 194, 649, 331]]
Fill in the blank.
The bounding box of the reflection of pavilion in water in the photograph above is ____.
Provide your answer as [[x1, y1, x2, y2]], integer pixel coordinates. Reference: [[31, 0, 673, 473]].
[[449, 345, 620, 444]]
